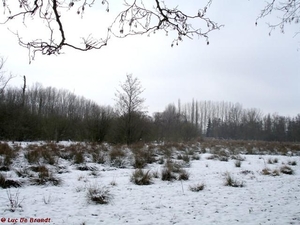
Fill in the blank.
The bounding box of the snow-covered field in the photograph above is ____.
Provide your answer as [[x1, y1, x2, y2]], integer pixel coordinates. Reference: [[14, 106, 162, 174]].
[[0, 142, 300, 225]]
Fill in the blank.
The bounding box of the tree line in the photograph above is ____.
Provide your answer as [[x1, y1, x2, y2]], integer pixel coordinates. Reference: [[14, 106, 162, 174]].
[[0, 76, 200, 143], [0, 79, 299, 143], [179, 99, 300, 142]]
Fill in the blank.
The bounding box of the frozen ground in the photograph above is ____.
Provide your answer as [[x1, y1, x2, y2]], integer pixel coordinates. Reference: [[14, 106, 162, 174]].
[[0, 142, 300, 225]]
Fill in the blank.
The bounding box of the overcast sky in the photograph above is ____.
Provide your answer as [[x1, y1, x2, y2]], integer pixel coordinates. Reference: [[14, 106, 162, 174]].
[[1, 0, 299, 117]]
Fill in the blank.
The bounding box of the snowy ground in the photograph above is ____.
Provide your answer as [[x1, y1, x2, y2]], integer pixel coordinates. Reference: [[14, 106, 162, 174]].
[[0, 142, 300, 225]]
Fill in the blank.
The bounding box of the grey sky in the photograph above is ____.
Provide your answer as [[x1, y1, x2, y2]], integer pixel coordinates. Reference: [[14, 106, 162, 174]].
[[1, 0, 299, 117]]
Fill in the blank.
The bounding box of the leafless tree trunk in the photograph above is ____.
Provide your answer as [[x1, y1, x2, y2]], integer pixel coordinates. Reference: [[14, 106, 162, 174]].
[[0, 57, 14, 95]]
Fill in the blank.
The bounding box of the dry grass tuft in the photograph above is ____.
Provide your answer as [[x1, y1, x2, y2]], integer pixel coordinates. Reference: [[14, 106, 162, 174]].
[[224, 172, 244, 187], [130, 169, 153, 185], [87, 184, 113, 204], [280, 165, 294, 175], [189, 183, 205, 192]]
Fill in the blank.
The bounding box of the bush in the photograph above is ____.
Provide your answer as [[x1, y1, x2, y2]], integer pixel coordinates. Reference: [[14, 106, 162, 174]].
[[41, 150, 56, 165], [224, 172, 244, 187], [240, 170, 254, 175], [92, 151, 107, 164], [0, 173, 21, 189], [30, 165, 62, 186], [161, 160, 188, 181], [178, 169, 190, 181], [268, 158, 278, 164], [130, 169, 153, 185], [231, 154, 245, 161], [287, 160, 297, 166], [261, 167, 280, 176], [77, 164, 98, 171], [0, 143, 16, 166], [74, 151, 85, 164], [189, 183, 205, 192], [182, 154, 190, 164], [109, 147, 127, 168], [192, 154, 200, 160], [157, 157, 164, 164], [206, 154, 219, 160], [87, 185, 112, 204], [152, 170, 159, 178], [24, 149, 41, 164], [280, 165, 294, 175], [235, 160, 242, 168], [132, 147, 156, 169], [161, 167, 177, 181], [0, 166, 10, 171], [6, 189, 24, 212]]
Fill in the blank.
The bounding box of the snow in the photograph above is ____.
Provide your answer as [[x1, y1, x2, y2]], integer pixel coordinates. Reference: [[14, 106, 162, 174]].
[[1, 143, 300, 225]]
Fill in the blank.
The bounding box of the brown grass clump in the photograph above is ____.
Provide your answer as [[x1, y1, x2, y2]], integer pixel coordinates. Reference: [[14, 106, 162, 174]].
[[280, 165, 294, 175], [131, 145, 156, 169], [161, 160, 189, 181], [224, 172, 244, 187], [87, 185, 113, 204], [261, 167, 280, 176], [109, 146, 127, 168], [189, 183, 205, 192], [0, 143, 16, 166], [130, 169, 153, 185], [30, 165, 61, 186], [0, 173, 21, 188], [235, 160, 242, 167]]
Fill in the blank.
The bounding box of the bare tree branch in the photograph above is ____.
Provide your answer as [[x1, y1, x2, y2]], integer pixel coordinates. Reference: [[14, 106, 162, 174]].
[[0, 57, 15, 94], [256, 0, 300, 37], [0, 0, 222, 61]]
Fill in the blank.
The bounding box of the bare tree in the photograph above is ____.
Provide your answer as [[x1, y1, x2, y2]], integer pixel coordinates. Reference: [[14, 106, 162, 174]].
[[0, 0, 221, 61], [0, 57, 14, 95], [256, 0, 300, 36], [115, 74, 146, 144]]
